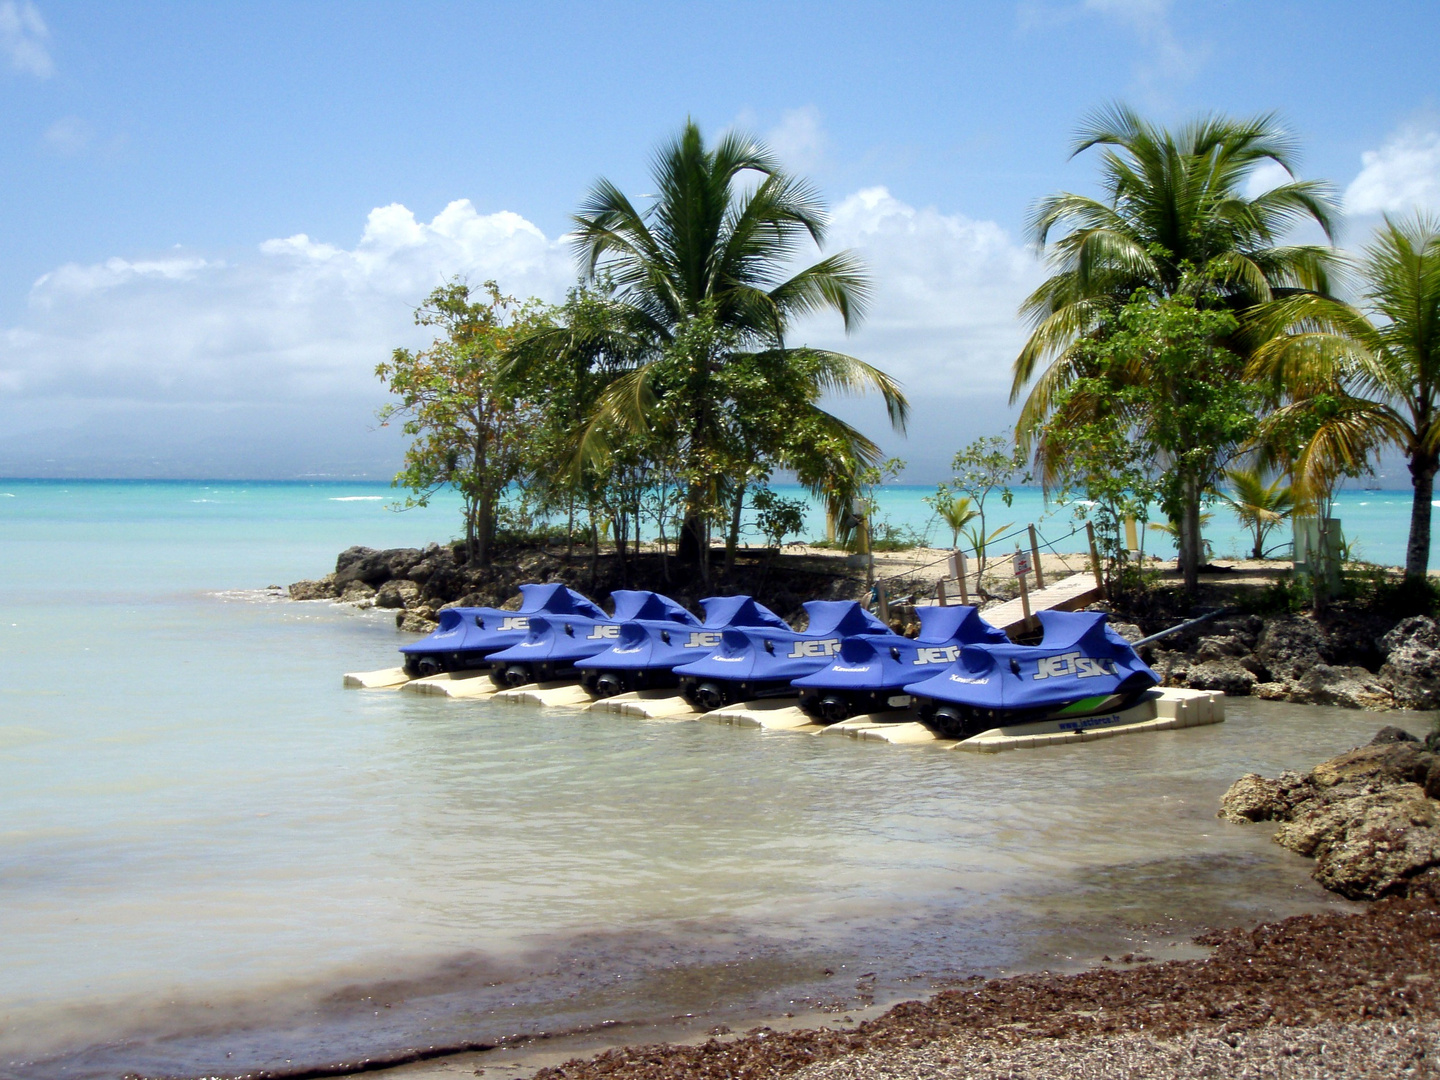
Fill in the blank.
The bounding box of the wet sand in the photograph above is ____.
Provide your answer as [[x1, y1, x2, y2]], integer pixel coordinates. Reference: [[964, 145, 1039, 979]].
[[384, 895, 1440, 1080]]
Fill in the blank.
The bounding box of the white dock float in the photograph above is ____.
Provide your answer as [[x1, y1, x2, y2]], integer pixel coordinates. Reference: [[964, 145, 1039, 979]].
[[343, 667, 411, 689], [702, 698, 822, 731], [492, 681, 597, 708], [816, 712, 953, 746], [587, 690, 702, 720], [400, 670, 501, 698], [953, 687, 1224, 753]]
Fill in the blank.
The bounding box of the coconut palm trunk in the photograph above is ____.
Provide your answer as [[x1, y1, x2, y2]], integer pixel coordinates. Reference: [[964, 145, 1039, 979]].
[[1408, 451, 1438, 580]]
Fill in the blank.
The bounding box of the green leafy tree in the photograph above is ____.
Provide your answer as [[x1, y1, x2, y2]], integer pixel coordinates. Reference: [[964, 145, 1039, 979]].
[[1011, 105, 1337, 586], [945, 435, 1023, 579], [1248, 215, 1440, 581], [752, 486, 809, 548], [564, 120, 908, 565], [1030, 284, 1261, 591], [1044, 410, 1161, 589], [376, 280, 551, 565]]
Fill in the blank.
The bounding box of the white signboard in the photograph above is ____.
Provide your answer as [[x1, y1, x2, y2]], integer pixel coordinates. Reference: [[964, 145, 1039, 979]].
[[1012, 549, 1033, 577]]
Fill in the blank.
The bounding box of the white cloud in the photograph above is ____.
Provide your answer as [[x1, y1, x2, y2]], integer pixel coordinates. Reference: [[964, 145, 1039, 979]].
[[794, 187, 1042, 398], [0, 201, 574, 431], [43, 115, 92, 155], [0, 1, 51, 78], [1243, 160, 1293, 200], [764, 106, 829, 176], [0, 191, 1041, 479], [1346, 125, 1440, 216]]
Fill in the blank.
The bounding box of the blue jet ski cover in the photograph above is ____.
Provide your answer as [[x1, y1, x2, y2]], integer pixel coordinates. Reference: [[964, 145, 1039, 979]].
[[902, 610, 1157, 711], [577, 594, 789, 674], [792, 604, 1007, 693], [673, 600, 891, 684], [399, 583, 606, 659], [486, 590, 690, 666]]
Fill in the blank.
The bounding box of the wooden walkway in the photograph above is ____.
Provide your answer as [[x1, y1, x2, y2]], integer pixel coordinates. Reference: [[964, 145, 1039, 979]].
[[918, 571, 1103, 635]]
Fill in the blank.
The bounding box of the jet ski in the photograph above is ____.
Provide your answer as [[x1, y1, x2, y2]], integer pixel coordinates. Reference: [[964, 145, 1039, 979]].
[[791, 604, 1009, 723], [672, 600, 893, 711], [576, 595, 792, 698], [483, 590, 691, 689], [903, 610, 1158, 739], [398, 583, 606, 677]]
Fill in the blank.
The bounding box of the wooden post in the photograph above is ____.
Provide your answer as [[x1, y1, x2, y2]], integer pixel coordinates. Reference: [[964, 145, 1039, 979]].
[[936, 578, 948, 606], [1013, 547, 1034, 631], [1086, 521, 1103, 589], [1028, 524, 1045, 589], [947, 548, 969, 605], [1017, 567, 1032, 630], [876, 581, 890, 623]]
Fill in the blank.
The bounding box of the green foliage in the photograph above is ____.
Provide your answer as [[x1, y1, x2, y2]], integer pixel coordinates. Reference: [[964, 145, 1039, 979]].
[[376, 280, 553, 564], [1034, 284, 1257, 587], [1013, 106, 1337, 591], [925, 490, 980, 548], [751, 487, 808, 549], [935, 435, 1025, 576], [1249, 214, 1440, 580], [841, 457, 907, 553], [557, 120, 908, 573], [1217, 466, 1294, 559]]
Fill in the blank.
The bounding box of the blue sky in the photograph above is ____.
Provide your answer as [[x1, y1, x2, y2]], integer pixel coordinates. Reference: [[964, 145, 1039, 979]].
[[1, 1, 1437, 479]]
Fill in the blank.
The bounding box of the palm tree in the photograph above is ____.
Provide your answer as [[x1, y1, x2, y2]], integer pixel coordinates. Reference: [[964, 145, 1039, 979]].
[[932, 493, 980, 548], [1249, 215, 1440, 581], [1217, 466, 1294, 559], [564, 120, 908, 565], [1010, 104, 1338, 590]]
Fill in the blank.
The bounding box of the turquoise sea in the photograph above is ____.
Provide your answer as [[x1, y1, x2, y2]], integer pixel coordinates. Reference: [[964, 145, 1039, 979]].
[[0, 479, 1430, 1079]]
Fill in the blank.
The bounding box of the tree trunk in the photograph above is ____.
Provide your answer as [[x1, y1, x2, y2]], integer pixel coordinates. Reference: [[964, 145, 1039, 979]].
[[1406, 453, 1437, 581], [724, 484, 745, 577], [565, 495, 575, 563], [678, 512, 704, 562], [587, 509, 600, 590], [1178, 475, 1202, 594], [463, 494, 479, 565], [476, 487, 494, 567]]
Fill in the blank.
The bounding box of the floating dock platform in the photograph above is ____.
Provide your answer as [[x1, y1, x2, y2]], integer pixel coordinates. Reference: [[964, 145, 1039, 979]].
[[400, 670, 501, 698], [343, 663, 1224, 753], [587, 690, 702, 720], [493, 681, 597, 708], [702, 699, 822, 731], [343, 667, 412, 689], [953, 687, 1222, 752]]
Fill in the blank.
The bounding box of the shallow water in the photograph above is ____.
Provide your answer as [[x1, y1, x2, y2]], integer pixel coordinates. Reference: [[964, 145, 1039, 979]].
[[0, 482, 1426, 1079]]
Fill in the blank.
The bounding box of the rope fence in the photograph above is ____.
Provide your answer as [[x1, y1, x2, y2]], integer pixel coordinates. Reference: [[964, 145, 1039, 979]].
[[864, 520, 1103, 623]]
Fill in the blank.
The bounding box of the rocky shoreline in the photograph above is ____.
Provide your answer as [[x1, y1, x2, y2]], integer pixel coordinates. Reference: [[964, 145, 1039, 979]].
[[1138, 610, 1440, 713], [1222, 726, 1440, 900], [290, 541, 1440, 714]]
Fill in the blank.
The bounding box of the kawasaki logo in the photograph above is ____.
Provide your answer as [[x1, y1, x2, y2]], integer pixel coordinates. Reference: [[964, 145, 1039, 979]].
[[685, 631, 723, 648], [1032, 651, 1117, 680], [786, 639, 841, 659], [586, 625, 621, 640], [499, 616, 528, 630]]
